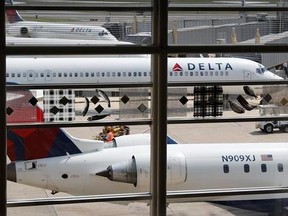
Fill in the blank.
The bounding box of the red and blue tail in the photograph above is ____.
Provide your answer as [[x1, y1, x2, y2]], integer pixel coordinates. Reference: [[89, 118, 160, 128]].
[[5, 0, 24, 23], [7, 128, 82, 161], [7, 90, 81, 161]]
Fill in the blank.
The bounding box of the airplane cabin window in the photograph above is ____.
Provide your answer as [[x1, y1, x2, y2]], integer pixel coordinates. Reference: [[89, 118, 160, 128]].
[[101, 72, 105, 77], [69, 72, 72, 77], [128, 72, 132, 77], [134, 72, 137, 76], [225, 71, 229, 76], [195, 72, 198, 76], [40, 73, 44, 77], [96, 72, 100, 77], [58, 73, 62, 77], [190, 72, 193, 76], [210, 71, 213, 76], [107, 72, 110, 77], [11, 73, 15, 78], [223, 164, 229, 173], [17, 73, 21, 78], [74, 73, 78, 77], [244, 164, 250, 173], [91, 72, 94, 77], [118, 72, 121, 77], [53, 73, 56, 77], [185, 72, 188, 76], [64, 73, 67, 77], [85, 72, 89, 77], [261, 164, 267, 172], [6, 73, 9, 77], [80, 72, 83, 77], [220, 71, 223, 76], [215, 72, 218, 76], [278, 163, 284, 172]]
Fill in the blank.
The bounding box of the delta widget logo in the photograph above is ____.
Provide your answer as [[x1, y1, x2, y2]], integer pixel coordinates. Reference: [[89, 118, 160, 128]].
[[172, 63, 183, 72]]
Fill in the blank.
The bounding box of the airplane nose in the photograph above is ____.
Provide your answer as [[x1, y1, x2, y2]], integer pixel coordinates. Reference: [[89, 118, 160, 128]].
[[7, 163, 16, 182], [269, 71, 284, 80]]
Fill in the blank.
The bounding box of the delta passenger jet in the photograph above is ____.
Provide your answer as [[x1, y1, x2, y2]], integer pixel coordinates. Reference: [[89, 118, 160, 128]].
[[5, 0, 117, 41], [7, 124, 288, 215], [6, 56, 282, 95]]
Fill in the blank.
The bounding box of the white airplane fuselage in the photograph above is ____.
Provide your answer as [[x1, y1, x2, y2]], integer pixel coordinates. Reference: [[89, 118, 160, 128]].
[[7, 142, 288, 201], [6, 21, 117, 41], [6, 56, 282, 95], [6, 36, 133, 46]]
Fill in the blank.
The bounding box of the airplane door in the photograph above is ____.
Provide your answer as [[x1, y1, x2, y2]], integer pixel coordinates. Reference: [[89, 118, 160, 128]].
[[27, 70, 35, 81], [44, 70, 52, 81], [244, 70, 251, 80]]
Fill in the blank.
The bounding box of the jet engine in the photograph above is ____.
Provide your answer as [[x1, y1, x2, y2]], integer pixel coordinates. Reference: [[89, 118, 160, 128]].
[[6, 25, 32, 37], [96, 151, 187, 188], [105, 134, 151, 148]]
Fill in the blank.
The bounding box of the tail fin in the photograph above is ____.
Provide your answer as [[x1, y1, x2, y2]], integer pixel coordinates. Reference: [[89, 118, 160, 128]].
[[7, 90, 82, 161], [5, 0, 24, 23], [7, 128, 82, 161]]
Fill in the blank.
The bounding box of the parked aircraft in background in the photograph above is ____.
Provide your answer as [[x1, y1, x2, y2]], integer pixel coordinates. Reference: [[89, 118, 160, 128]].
[[5, 0, 118, 41], [6, 56, 282, 95]]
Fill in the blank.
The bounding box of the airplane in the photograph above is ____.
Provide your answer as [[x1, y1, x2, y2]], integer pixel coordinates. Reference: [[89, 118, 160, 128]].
[[5, 0, 118, 41], [6, 56, 283, 95], [6, 123, 288, 215]]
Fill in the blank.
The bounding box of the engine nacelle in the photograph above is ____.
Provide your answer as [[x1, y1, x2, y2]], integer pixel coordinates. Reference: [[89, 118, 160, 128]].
[[105, 134, 151, 148], [96, 151, 187, 188], [6, 25, 32, 37]]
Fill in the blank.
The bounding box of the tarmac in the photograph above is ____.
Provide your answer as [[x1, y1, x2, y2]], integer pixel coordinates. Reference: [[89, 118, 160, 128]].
[[7, 99, 288, 216]]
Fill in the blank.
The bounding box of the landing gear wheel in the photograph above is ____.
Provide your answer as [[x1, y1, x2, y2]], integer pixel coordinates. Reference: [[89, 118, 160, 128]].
[[264, 124, 273, 133]]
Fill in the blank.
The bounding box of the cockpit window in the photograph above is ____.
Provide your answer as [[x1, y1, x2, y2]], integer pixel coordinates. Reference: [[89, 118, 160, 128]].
[[261, 67, 266, 73], [98, 30, 108, 36], [256, 64, 266, 74]]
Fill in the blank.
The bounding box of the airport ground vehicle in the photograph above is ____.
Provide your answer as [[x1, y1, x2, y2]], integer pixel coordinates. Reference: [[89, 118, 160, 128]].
[[255, 105, 288, 133]]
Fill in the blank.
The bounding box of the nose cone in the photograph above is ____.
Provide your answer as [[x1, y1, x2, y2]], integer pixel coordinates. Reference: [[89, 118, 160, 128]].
[[7, 163, 16, 182], [268, 71, 284, 80]]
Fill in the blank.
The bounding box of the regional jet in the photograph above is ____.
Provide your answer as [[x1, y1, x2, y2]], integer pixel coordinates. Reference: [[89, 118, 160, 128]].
[[7, 121, 288, 215]]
